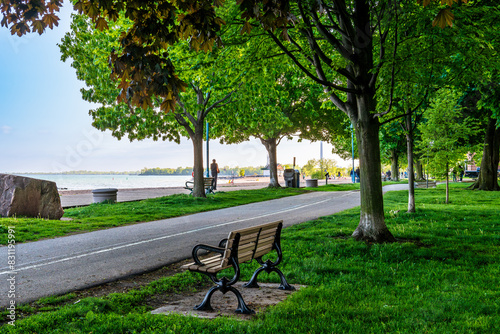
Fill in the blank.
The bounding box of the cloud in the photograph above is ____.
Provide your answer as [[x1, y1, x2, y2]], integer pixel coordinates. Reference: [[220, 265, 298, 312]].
[[1, 126, 12, 134]]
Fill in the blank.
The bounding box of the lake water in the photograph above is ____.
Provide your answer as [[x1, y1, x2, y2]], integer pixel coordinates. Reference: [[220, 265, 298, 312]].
[[16, 174, 193, 190]]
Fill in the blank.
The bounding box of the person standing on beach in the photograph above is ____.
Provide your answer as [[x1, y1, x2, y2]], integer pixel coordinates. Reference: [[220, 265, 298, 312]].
[[210, 159, 219, 190]]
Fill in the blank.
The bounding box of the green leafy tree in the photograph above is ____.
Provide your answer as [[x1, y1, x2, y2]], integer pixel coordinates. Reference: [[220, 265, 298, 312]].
[[301, 158, 338, 179], [301, 159, 318, 179], [213, 40, 327, 188], [463, 84, 500, 191], [380, 123, 406, 182], [417, 89, 479, 203], [59, 14, 239, 197], [236, 0, 410, 242]]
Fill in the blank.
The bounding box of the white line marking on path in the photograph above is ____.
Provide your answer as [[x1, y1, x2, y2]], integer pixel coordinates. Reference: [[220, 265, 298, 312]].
[[0, 192, 357, 275]]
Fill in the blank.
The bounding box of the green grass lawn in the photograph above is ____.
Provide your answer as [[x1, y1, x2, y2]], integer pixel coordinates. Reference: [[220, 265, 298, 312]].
[[2, 183, 499, 333]]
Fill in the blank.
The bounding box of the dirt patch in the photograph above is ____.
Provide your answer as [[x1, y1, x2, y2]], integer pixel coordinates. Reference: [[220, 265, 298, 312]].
[[151, 282, 304, 320]]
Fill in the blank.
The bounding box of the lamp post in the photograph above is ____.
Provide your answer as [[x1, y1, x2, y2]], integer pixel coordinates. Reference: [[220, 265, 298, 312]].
[[206, 121, 210, 178]]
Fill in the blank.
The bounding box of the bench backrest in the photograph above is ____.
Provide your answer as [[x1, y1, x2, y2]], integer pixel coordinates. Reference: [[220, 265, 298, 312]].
[[221, 220, 282, 267], [203, 177, 213, 187]]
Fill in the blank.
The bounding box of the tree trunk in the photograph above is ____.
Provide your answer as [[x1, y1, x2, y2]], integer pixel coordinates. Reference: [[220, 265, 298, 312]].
[[415, 159, 424, 181], [260, 138, 281, 188], [469, 116, 500, 191], [191, 127, 206, 198], [406, 113, 416, 213], [445, 162, 450, 204], [351, 96, 396, 243], [390, 149, 399, 181]]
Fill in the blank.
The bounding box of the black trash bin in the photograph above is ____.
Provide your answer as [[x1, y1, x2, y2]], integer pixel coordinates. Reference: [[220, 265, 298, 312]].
[[294, 169, 300, 188], [284, 169, 295, 187]]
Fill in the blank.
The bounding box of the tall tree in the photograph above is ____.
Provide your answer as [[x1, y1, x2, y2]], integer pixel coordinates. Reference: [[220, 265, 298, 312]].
[[215, 58, 328, 188], [59, 13, 240, 197], [380, 122, 406, 182], [465, 84, 500, 191], [236, 0, 415, 242], [418, 89, 479, 203]]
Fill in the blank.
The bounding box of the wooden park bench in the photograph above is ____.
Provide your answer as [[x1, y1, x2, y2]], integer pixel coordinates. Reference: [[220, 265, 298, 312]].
[[184, 177, 214, 195], [415, 180, 437, 188], [181, 220, 294, 314]]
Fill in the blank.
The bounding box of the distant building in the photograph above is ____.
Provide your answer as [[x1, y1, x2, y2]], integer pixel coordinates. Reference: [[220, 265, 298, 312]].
[[261, 164, 284, 177], [466, 152, 479, 172]]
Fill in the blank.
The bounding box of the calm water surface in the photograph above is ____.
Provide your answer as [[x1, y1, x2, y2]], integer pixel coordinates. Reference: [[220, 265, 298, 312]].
[[16, 174, 192, 190]]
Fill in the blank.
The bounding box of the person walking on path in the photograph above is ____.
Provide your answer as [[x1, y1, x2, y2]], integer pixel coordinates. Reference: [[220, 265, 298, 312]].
[[211, 159, 220, 190]]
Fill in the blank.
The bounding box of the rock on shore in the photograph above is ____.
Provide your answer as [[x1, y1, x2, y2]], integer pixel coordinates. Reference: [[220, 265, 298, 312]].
[[0, 174, 64, 220]]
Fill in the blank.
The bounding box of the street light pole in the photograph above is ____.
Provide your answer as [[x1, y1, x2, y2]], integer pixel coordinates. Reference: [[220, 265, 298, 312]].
[[206, 121, 210, 178]]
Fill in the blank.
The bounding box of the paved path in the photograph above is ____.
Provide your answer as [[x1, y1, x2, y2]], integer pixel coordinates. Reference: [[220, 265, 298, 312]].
[[0, 184, 408, 307]]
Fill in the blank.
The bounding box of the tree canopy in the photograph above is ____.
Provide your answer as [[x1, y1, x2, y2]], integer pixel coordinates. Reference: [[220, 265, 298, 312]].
[[5, 0, 500, 242]]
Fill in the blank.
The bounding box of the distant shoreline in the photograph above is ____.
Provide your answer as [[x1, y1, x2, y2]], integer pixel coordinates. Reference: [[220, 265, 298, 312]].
[[58, 176, 272, 195], [10, 172, 264, 178]]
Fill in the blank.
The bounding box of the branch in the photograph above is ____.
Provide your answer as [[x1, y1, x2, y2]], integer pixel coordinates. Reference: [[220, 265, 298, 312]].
[[174, 100, 196, 138], [331, 0, 356, 43], [372, 27, 398, 118], [267, 31, 359, 94], [203, 82, 243, 118], [320, 0, 351, 41], [379, 111, 411, 126], [310, 7, 352, 61]]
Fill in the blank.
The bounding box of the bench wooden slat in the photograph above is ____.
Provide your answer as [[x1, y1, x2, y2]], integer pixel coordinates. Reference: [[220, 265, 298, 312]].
[[181, 255, 222, 269], [185, 177, 215, 193], [237, 235, 275, 255], [191, 263, 232, 274], [238, 243, 274, 263], [237, 228, 277, 243], [253, 244, 275, 259], [227, 221, 281, 237]]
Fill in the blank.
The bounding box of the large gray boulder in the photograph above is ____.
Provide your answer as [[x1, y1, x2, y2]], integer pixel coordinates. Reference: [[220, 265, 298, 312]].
[[0, 174, 64, 220]]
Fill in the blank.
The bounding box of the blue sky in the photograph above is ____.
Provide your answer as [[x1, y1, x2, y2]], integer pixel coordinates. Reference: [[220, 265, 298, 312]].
[[0, 2, 347, 173]]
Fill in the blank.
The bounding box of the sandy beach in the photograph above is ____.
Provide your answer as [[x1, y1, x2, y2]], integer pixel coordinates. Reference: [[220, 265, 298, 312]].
[[58, 176, 273, 196], [57, 176, 351, 208], [58, 177, 285, 208]]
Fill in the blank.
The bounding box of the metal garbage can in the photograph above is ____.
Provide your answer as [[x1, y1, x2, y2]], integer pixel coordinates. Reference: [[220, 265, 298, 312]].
[[294, 169, 300, 188], [283, 169, 295, 187], [92, 188, 118, 204], [305, 179, 318, 187]]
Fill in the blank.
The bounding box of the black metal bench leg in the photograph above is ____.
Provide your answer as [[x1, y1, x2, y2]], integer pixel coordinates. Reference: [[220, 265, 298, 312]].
[[243, 267, 265, 288], [228, 286, 255, 314], [273, 267, 295, 291], [194, 286, 218, 311], [244, 267, 295, 291]]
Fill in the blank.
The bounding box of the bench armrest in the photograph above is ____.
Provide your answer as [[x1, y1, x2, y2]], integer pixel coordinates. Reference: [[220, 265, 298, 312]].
[[192, 244, 225, 266], [218, 238, 228, 248]]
